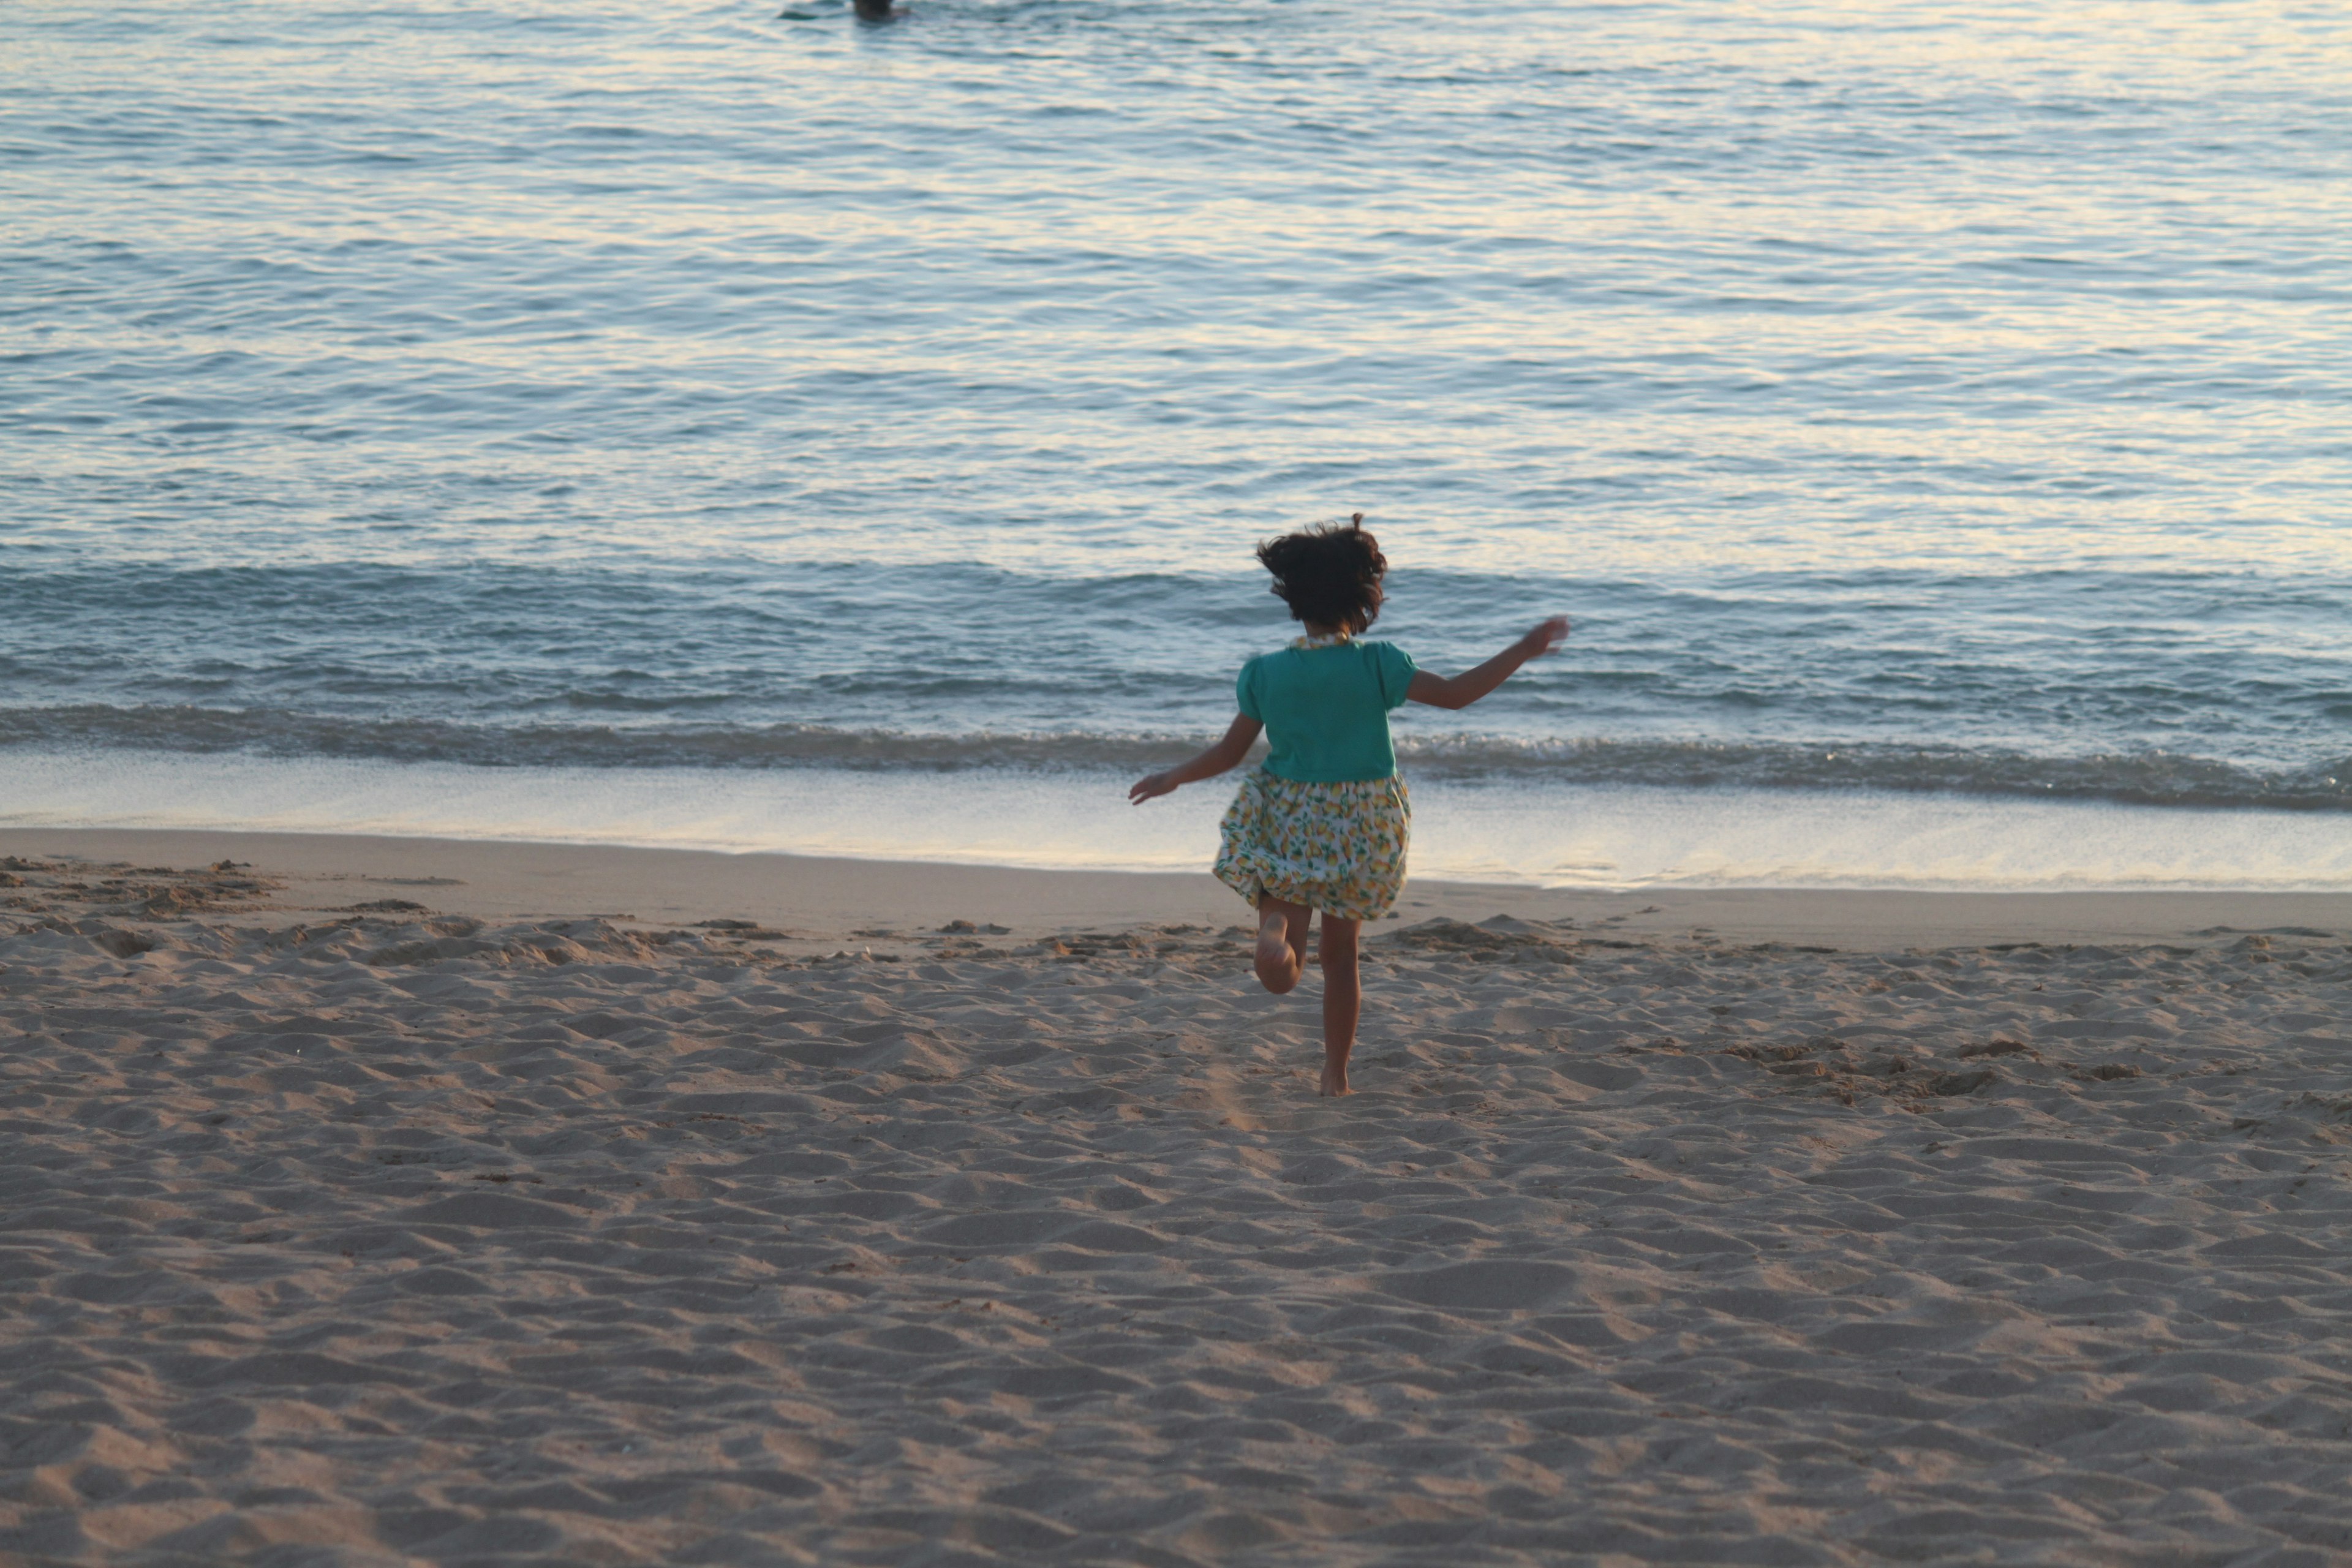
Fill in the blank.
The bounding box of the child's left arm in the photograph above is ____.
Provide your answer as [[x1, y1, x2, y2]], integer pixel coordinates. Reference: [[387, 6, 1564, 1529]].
[[1407, 616, 1570, 710], [1129, 715, 1263, 804]]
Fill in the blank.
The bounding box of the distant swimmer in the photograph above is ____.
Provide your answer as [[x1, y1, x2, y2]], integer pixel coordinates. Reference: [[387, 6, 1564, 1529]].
[[852, 0, 898, 18]]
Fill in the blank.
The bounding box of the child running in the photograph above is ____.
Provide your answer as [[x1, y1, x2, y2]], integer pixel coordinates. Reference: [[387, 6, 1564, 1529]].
[[1129, 516, 1569, 1096]]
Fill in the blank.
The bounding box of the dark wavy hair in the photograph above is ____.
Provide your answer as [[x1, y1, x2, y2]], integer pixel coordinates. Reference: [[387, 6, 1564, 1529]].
[[1257, 514, 1387, 631]]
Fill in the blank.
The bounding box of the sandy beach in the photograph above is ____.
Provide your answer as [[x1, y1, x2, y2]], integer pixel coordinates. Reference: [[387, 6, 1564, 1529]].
[[4, 831, 2351, 1566], [22, 0, 2352, 1562]]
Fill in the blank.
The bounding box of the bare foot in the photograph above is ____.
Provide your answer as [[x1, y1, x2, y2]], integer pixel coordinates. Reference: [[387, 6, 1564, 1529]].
[[1254, 910, 1299, 993], [1319, 1063, 1351, 1097]]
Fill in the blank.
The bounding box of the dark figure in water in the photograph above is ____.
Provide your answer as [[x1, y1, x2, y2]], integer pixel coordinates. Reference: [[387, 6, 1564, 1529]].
[[853, 0, 897, 18]]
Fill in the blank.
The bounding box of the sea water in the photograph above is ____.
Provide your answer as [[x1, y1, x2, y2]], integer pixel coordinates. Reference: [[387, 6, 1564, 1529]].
[[4, 0, 2347, 888]]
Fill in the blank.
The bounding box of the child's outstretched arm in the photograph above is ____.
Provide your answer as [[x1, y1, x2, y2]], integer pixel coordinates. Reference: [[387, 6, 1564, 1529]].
[[1407, 616, 1570, 710], [1130, 715, 1264, 804]]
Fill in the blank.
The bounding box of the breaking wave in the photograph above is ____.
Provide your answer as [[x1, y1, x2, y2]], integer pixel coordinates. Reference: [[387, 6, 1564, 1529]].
[[5, 704, 2343, 814]]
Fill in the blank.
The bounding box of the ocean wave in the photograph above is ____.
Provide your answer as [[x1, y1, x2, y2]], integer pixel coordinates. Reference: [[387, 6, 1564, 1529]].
[[3, 705, 2345, 814]]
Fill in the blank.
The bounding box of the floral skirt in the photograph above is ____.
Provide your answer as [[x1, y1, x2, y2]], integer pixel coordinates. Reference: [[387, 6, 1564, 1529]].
[[1213, 770, 1411, 922]]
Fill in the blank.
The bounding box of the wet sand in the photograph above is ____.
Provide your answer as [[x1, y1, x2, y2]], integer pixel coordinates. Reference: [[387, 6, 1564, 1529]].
[[4, 826, 2347, 950]]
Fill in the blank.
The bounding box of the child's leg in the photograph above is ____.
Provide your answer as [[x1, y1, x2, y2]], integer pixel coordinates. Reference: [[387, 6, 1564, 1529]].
[[1253, 896, 1311, 995], [1317, 916, 1361, 1096]]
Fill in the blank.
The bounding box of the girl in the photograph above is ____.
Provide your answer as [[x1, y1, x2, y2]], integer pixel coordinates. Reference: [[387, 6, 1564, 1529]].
[[1129, 516, 1568, 1096]]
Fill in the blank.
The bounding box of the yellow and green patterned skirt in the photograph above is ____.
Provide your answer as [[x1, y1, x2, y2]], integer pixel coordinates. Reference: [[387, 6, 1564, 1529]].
[[1213, 770, 1411, 922]]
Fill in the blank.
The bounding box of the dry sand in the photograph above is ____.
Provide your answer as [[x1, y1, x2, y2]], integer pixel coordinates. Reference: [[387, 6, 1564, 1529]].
[[3, 834, 2351, 1566]]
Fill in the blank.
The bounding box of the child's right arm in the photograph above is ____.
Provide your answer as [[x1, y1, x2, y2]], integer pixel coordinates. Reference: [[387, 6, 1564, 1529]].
[[1129, 715, 1263, 804], [1407, 616, 1570, 710]]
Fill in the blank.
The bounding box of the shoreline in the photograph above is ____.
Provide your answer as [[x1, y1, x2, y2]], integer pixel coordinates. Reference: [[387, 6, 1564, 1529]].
[[12, 748, 2351, 897], [5, 824, 2347, 952]]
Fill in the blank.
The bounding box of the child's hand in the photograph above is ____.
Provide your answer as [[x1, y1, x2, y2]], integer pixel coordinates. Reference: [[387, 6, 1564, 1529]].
[[1520, 616, 1571, 657], [1129, 771, 1177, 805]]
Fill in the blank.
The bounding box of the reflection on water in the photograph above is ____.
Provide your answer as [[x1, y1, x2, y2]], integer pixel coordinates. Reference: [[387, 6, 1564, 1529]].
[[7, 751, 2348, 894], [2, 0, 2347, 880]]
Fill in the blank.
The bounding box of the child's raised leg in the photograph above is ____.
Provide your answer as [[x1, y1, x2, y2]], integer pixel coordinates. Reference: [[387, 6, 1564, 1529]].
[[1253, 896, 1312, 995], [1318, 915, 1361, 1097]]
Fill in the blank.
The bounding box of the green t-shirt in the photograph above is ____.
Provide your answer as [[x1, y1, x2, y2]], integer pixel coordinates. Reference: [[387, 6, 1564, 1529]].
[[1235, 638, 1419, 783]]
